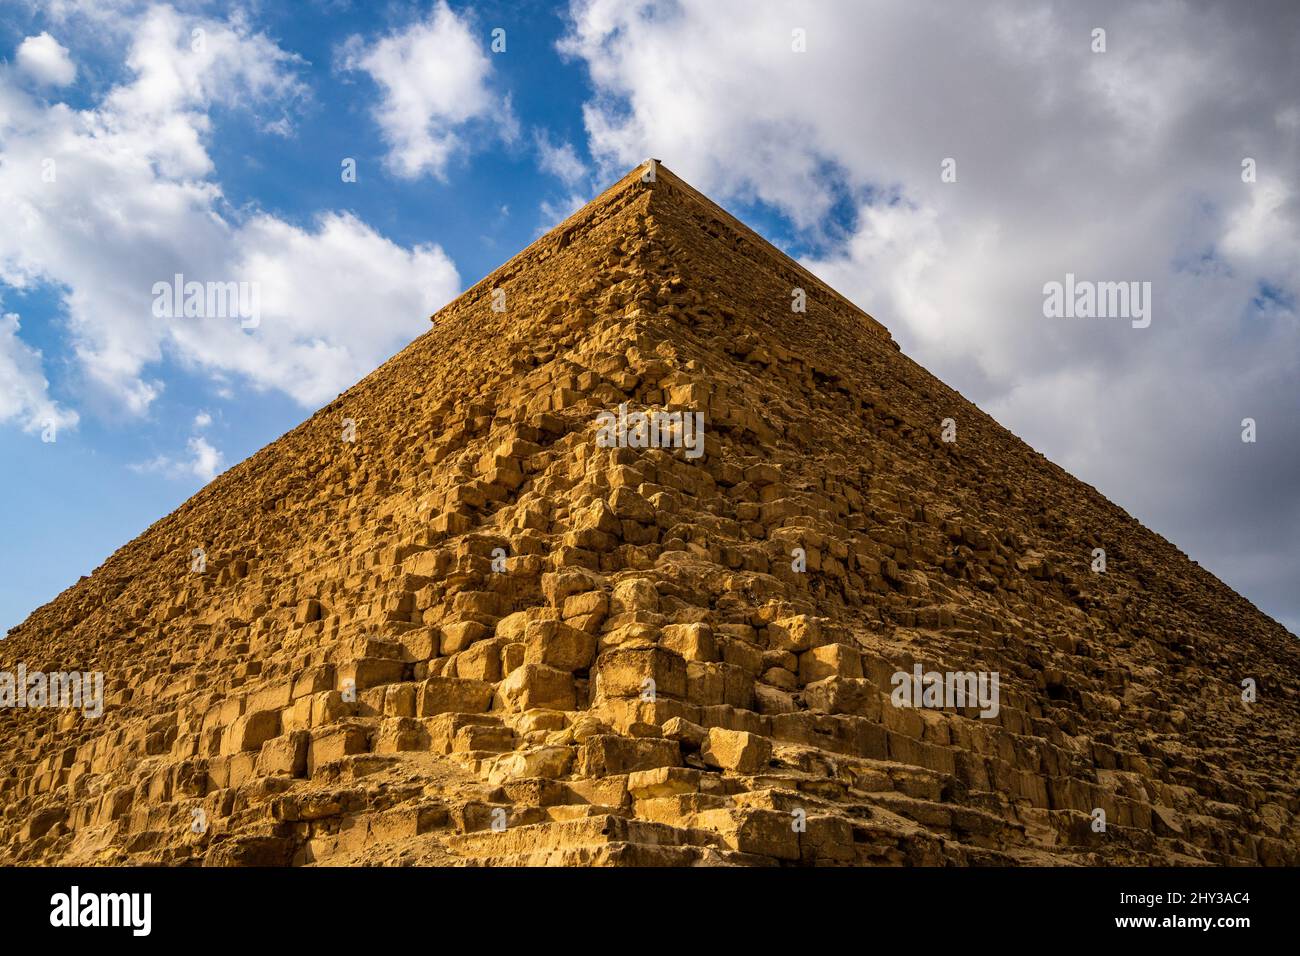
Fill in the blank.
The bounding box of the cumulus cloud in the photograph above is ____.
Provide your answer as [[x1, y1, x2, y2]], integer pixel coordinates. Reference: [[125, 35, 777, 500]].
[[15, 32, 76, 86], [340, 0, 514, 179], [536, 129, 587, 185], [538, 191, 590, 231], [186, 434, 222, 481], [0, 311, 78, 434], [131, 434, 224, 483], [561, 0, 1300, 630], [103, 4, 308, 144], [0, 3, 460, 418], [167, 210, 458, 407]]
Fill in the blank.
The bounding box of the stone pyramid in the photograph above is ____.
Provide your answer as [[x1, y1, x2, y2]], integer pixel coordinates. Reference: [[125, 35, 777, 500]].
[[2, 162, 1297, 867]]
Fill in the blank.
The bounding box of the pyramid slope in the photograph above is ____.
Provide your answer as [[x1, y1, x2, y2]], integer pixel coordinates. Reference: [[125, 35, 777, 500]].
[[1, 163, 1296, 866]]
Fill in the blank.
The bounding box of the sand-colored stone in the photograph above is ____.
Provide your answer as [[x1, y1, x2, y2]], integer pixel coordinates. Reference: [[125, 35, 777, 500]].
[[1, 162, 1297, 867]]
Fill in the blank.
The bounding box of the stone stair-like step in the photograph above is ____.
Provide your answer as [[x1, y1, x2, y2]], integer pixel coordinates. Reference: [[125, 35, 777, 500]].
[[457, 842, 746, 867], [861, 791, 1025, 846], [446, 813, 720, 861]]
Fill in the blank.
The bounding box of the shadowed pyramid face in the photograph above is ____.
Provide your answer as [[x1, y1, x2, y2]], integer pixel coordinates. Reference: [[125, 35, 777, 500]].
[[1, 162, 1296, 866]]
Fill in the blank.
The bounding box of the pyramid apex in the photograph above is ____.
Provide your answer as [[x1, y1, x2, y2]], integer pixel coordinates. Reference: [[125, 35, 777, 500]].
[[429, 156, 891, 345]]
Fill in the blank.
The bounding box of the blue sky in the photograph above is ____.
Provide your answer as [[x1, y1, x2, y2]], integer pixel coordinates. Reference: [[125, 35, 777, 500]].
[[1, 0, 1297, 637]]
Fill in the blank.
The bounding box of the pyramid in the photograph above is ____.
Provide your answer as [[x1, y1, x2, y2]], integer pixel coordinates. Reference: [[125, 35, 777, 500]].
[[2, 162, 1297, 867]]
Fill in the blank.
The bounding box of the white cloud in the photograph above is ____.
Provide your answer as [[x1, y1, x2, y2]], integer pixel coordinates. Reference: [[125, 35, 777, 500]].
[[103, 5, 307, 145], [0, 3, 460, 419], [0, 311, 78, 434], [131, 434, 224, 483], [186, 435, 221, 481], [535, 130, 587, 185], [167, 211, 458, 407], [561, 0, 1300, 627], [341, 0, 513, 179], [15, 32, 76, 86], [193, 409, 211, 428], [539, 191, 589, 231]]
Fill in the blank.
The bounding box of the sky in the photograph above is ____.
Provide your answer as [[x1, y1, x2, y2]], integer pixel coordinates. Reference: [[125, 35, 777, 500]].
[[0, 0, 1296, 637]]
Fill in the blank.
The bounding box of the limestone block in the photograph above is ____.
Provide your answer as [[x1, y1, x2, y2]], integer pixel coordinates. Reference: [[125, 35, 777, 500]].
[[256, 731, 309, 777], [610, 577, 659, 614], [485, 746, 574, 785], [440, 620, 489, 655], [417, 676, 494, 716], [310, 690, 355, 727], [576, 735, 681, 775], [524, 619, 596, 671], [694, 807, 800, 861], [627, 766, 703, 799], [338, 657, 407, 692], [700, 727, 772, 774], [221, 709, 281, 756], [562, 590, 608, 624], [307, 722, 369, 776], [803, 676, 880, 719], [765, 615, 825, 653], [455, 638, 505, 682], [798, 644, 863, 684], [495, 664, 576, 712], [660, 622, 716, 662], [374, 717, 430, 754], [595, 646, 687, 700]]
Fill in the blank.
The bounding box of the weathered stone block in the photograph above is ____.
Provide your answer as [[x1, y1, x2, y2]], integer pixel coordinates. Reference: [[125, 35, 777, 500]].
[[221, 709, 281, 756], [798, 643, 863, 683], [485, 745, 573, 784], [338, 657, 407, 692], [660, 622, 716, 661], [307, 723, 369, 776], [803, 676, 880, 719], [577, 735, 681, 775], [292, 665, 336, 700], [595, 646, 687, 700], [541, 569, 603, 607], [256, 731, 308, 777], [455, 638, 505, 682], [627, 766, 703, 799], [440, 620, 489, 655], [562, 590, 608, 623], [495, 664, 575, 712], [610, 577, 659, 614], [374, 717, 430, 753], [417, 676, 494, 716], [524, 619, 596, 671], [700, 727, 772, 774], [765, 615, 824, 653], [694, 807, 800, 860]]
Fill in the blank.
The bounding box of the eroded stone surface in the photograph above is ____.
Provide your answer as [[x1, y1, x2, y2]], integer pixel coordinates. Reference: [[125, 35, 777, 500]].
[[1, 163, 1297, 867]]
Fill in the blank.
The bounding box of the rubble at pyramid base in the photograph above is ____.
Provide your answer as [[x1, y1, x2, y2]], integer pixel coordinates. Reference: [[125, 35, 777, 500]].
[[1, 164, 1296, 867]]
